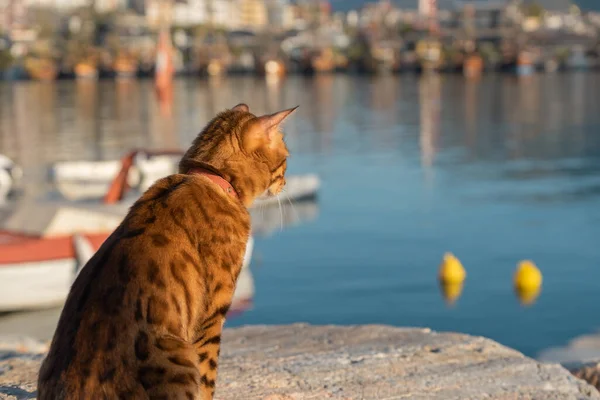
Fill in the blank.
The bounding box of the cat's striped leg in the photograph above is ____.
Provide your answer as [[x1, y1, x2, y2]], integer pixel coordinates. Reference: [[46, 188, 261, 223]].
[[135, 334, 203, 400], [193, 317, 225, 400]]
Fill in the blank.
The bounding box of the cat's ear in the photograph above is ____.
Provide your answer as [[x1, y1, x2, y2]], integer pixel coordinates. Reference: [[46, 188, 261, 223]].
[[257, 106, 299, 138], [243, 106, 298, 152], [232, 103, 250, 113]]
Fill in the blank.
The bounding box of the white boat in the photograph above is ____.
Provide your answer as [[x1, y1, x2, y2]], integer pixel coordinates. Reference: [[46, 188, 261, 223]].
[[0, 239, 255, 341], [0, 155, 22, 204], [249, 198, 318, 237], [230, 236, 255, 315], [50, 150, 181, 201], [0, 231, 108, 312], [253, 174, 319, 207], [50, 149, 320, 206]]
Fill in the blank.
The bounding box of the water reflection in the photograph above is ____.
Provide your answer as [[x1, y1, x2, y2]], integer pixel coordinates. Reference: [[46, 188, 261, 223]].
[[2, 74, 600, 227], [0, 73, 590, 174], [419, 74, 441, 176], [514, 285, 542, 306], [1, 74, 600, 356], [439, 282, 464, 306]]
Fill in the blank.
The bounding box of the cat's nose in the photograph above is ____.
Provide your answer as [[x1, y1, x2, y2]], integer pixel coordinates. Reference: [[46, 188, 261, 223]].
[[267, 186, 281, 197], [258, 189, 270, 199]]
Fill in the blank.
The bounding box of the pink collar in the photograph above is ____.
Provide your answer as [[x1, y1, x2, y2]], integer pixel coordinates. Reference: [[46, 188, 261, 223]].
[[188, 167, 238, 199]]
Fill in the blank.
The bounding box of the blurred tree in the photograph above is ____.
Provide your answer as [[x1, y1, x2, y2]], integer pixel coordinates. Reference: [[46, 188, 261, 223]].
[[555, 46, 570, 63], [0, 49, 13, 70], [522, 2, 544, 19], [399, 23, 414, 37]]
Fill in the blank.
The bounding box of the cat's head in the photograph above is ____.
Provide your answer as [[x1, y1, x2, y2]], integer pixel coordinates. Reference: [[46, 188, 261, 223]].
[[179, 103, 297, 207]]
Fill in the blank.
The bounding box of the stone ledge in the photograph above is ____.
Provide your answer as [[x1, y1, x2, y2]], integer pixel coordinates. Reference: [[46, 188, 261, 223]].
[[2, 324, 599, 399]]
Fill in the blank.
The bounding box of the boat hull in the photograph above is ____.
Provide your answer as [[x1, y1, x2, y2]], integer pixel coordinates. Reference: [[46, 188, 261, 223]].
[[0, 259, 76, 312], [0, 232, 255, 314], [0, 231, 108, 312], [50, 155, 320, 208]]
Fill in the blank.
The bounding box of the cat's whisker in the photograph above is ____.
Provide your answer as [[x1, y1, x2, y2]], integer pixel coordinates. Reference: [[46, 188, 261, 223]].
[[283, 189, 299, 222], [257, 200, 265, 223], [277, 195, 284, 232]]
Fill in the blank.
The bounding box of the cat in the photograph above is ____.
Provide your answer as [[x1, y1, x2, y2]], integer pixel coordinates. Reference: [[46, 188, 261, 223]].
[[38, 103, 297, 400]]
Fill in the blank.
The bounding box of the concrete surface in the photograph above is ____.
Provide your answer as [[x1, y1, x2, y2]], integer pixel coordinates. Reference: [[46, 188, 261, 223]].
[[1, 324, 599, 399]]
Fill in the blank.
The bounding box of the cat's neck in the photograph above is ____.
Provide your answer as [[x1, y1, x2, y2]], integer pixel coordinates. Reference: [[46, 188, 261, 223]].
[[181, 159, 269, 207], [187, 167, 238, 199]]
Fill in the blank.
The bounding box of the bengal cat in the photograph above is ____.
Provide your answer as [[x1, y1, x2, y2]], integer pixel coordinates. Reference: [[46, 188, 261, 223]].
[[37, 103, 296, 400]]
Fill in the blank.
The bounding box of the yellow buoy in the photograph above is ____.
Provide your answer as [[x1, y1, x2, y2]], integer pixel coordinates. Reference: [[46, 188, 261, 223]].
[[438, 252, 466, 285], [514, 260, 542, 291], [514, 260, 542, 306]]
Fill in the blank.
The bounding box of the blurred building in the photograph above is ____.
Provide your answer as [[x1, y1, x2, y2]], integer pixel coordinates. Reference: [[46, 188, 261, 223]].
[[237, 0, 268, 30], [419, 0, 436, 16], [213, 0, 237, 27], [94, 0, 127, 13], [1, 0, 29, 33], [1, 0, 37, 46], [266, 0, 293, 29], [22, 0, 89, 10], [172, 0, 207, 26], [14, 0, 129, 13], [126, 0, 146, 14], [453, 1, 508, 29], [169, 0, 244, 28]]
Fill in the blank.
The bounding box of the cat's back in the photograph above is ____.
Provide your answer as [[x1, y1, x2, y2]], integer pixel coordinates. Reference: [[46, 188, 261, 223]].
[[37, 175, 184, 398], [36, 205, 162, 396], [38, 174, 249, 399], [37, 230, 146, 398]]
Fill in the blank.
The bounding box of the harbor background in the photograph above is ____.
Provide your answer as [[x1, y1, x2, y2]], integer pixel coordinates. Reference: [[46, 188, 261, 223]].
[[3, 0, 600, 79], [0, 0, 600, 370]]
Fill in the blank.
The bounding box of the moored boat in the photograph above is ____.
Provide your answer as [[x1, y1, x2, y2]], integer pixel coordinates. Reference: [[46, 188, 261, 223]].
[[312, 48, 336, 74], [0, 191, 257, 314], [517, 49, 536, 76], [50, 149, 320, 206], [0, 155, 22, 204], [50, 149, 182, 201], [113, 53, 138, 79], [416, 38, 443, 73], [262, 59, 286, 78], [463, 53, 483, 79], [24, 57, 58, 81], [0, 230, 254, 314], [0, 231, 108, 311], [74, 61, 98, 80]]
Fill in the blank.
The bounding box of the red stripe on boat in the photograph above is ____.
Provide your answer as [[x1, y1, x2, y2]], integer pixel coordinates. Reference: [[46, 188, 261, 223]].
[[0, 231, 108, 265]]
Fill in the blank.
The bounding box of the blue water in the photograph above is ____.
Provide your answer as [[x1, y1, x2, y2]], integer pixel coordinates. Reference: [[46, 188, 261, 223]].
[[1, 74, 599, 358], [226, 74, 600, 358]]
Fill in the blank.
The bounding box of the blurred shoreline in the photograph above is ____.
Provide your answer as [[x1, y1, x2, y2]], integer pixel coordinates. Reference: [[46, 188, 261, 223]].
[[3, 1, 600, 81]]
